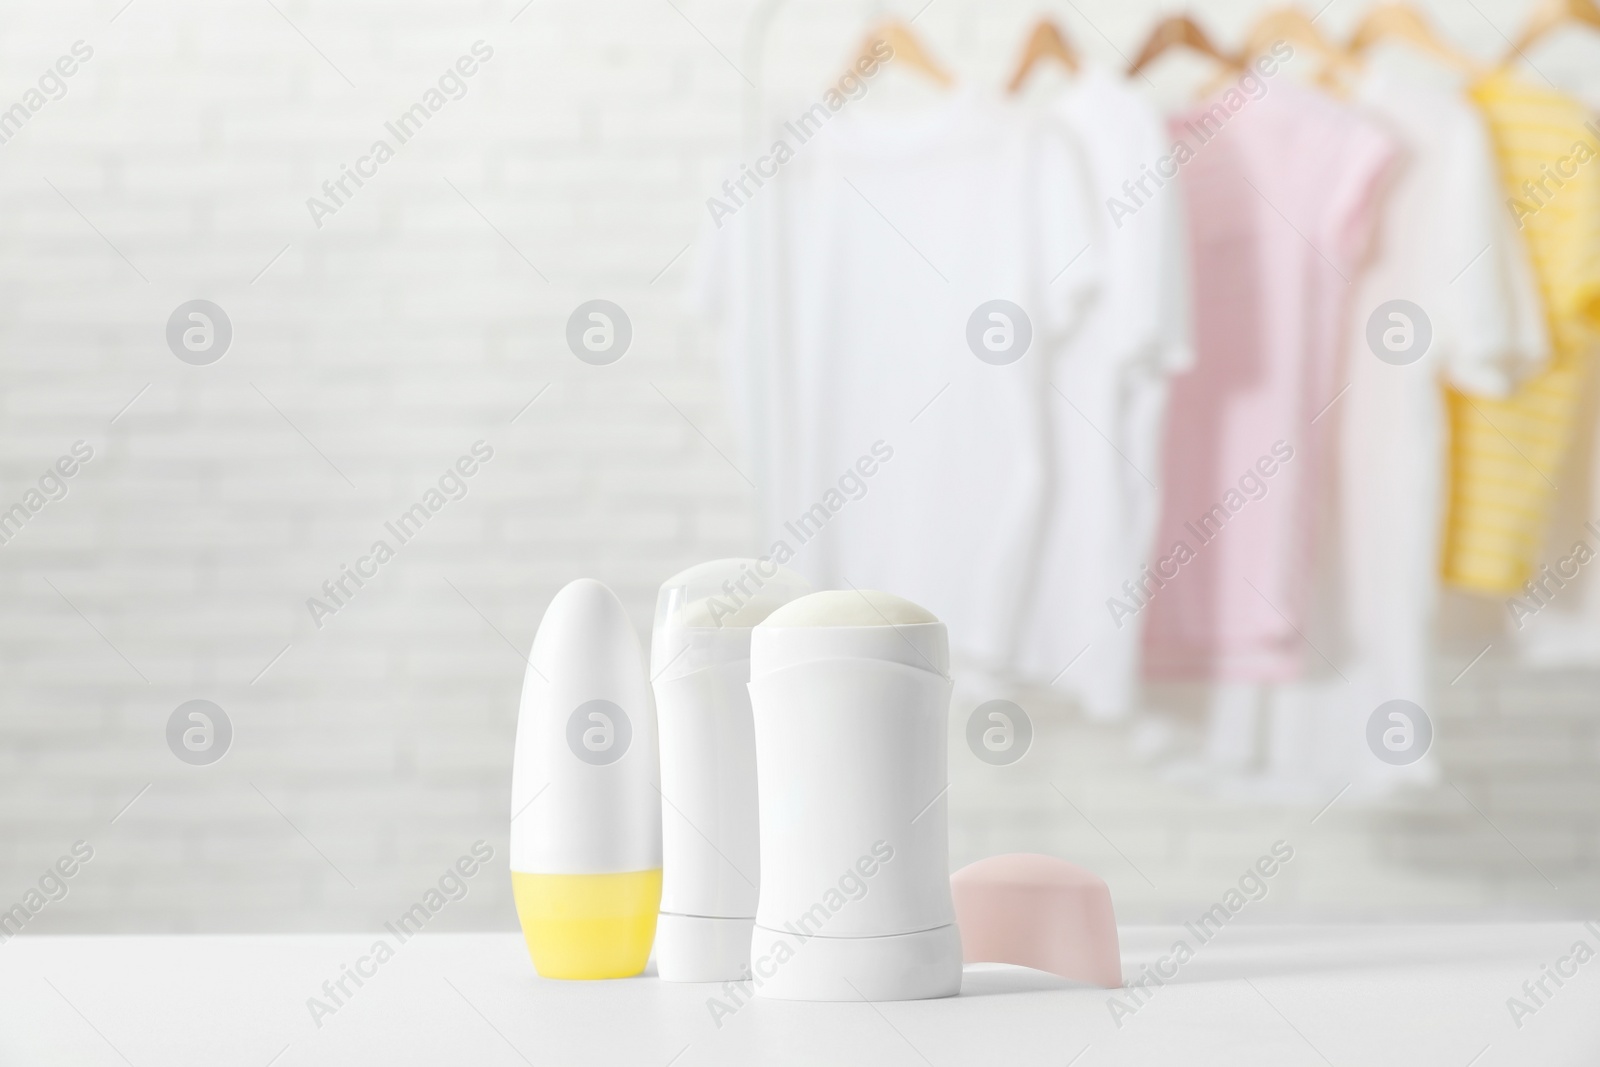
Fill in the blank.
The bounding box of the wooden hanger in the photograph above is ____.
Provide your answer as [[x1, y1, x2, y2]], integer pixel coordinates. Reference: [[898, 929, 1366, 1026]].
[[1007, 18, 1079, 93], [1348, 4, 1486, 76], [851, 19, 955, 87], [1505, 0, 1600, 59], [1127, 14, 1242, 78], [1241, 6, 1359, 86]]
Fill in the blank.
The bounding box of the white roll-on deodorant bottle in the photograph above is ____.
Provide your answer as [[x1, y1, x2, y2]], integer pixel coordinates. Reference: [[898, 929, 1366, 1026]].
[[510, 578, 661, 980], [651, 559, 810, 982], [747, 589, 962, 1001]]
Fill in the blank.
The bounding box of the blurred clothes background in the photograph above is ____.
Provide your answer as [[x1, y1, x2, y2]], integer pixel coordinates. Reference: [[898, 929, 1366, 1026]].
[[696, 2, 1600, 809], [2, 0, 1598, 936]]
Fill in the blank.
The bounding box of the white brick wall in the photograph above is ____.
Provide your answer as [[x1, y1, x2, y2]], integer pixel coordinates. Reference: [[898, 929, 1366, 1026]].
[[1, 0, 1593, 935]]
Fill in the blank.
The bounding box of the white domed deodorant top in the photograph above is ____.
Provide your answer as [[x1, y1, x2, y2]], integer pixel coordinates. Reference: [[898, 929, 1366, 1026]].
[[651, 559, 813, 681], [761, 589, 938, 628], [747, 589, 961, 1001], [650, 559, 810, 983]]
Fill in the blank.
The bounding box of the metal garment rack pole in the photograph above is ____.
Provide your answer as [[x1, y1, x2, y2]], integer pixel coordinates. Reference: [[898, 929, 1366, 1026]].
[[730, 0, 882, 539], [733, 0, 811, 540], [740, 0, 789, 153]]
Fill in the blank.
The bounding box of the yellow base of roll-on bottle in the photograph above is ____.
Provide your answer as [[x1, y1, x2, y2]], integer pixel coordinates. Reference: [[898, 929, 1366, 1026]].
[[512, 869, 662, 979]]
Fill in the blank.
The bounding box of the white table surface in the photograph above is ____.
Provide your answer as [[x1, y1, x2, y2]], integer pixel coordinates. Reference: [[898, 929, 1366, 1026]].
[[3, 925, 1596, 1066]]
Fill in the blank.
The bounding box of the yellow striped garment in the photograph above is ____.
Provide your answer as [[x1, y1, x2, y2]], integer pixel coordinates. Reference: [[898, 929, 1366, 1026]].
[[1442, 73, 1600, 594]]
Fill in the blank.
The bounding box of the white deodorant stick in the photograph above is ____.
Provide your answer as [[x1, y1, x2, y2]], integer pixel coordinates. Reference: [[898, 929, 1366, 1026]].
[[651, 559, 811, 982], [747, 589, 962, 1001]]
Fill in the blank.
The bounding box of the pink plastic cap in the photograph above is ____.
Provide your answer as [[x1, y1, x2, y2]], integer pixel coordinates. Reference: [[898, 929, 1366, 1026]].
[[950, 853, 1122, 988]]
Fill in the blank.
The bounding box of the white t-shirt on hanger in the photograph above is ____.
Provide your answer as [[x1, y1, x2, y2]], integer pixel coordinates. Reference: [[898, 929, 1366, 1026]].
[[1268, 46, 1549, 795], [692, 89, 1102, 676], [1010, 64, 1194, 719]]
